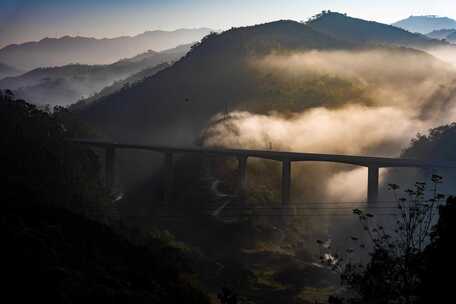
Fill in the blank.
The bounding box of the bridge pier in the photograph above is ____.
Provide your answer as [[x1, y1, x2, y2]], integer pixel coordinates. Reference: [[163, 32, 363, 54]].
[[282, 159, 291, 206], [237, 156, 248, 202], [164, 152, 174, 203], [367, 166, 379, 204], [105, 146, 116, 191], [202, 153, 213, 178]]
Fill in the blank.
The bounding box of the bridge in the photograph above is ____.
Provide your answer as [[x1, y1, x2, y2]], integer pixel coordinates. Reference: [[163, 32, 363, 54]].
[[68, 139, 456, 205]]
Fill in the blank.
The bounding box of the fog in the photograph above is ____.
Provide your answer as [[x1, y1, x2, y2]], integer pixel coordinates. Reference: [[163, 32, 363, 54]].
[[202, 49, 456, 202], [428, 46, 456, 67]]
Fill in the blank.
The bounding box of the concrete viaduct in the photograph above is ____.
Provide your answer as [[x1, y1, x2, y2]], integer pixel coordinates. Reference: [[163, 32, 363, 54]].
[[68, 139, 456, 205]]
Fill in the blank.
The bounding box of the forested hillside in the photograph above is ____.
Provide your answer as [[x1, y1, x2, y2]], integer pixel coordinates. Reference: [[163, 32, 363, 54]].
[[77, 16, 455, 149], [0, 91, 210, 303], [77, 20, 357, 143]]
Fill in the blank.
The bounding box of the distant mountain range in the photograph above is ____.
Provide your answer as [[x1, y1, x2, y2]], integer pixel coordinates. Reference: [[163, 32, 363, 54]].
[[0, 44, 192, 106], [426, 29, 456, 43], [393, 15, 456, 34], [76, 12, 456, 147], [0, 62, 22, 79], [0, 28, 212, 70], [448, 31, 456, 43]]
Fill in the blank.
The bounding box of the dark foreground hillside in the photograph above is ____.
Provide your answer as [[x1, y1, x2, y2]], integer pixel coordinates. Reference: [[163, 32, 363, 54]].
[[2, 200, 210, 304], [0, 91, 210, 303], [384, 123, 456, 193]]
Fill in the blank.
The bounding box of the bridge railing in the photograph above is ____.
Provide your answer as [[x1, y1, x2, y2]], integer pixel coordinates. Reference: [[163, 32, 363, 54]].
[[67, 138, 456, 205]]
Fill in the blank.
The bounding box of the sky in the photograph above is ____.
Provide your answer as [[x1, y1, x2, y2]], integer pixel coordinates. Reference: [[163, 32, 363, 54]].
[[1, 0, 456, 48]]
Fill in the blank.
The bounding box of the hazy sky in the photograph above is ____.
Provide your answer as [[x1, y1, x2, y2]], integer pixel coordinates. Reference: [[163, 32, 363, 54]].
[[1, 0, 455, 48]]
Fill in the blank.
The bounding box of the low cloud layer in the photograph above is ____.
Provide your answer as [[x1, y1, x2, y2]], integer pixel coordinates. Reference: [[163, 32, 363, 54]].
[[203, 106, 428, 155], [202, 49, 456, 202], [428, 46, 456, 68]]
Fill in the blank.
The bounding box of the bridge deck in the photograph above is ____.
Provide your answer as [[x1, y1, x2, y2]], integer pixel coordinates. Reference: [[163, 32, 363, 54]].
[[68, 138, 456, 168]]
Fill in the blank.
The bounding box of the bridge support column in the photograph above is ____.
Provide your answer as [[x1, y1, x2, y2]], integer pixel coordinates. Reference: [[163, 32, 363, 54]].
[[367, 166, 379, 204], [202, 153, 213, 179], [164, 152, 174, 203], [105, 146, 116, 191], [282, 159, 291, 206], [237, 156, 247, 202]]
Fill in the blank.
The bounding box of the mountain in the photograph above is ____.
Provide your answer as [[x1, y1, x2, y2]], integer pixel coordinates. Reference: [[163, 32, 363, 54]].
[[426, 29, 456, 41], [0, 44, 191, 106], [0, 28, 212, 70], [0, 62, 22, 79], [76, 18, 451, 148], [393, 15, 456, 34], [307, 12, 446, 49]]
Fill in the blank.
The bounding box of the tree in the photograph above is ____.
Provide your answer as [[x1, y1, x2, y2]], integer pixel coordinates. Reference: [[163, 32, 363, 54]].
[[1, 90, 110, 219], [321, 176, 446, 304]]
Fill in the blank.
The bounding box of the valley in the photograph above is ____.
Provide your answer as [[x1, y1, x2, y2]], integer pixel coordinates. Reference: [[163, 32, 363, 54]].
[[3, 6, 456, 304]]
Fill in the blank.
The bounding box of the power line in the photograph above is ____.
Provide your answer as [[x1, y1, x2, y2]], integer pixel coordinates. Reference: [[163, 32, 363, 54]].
[[155, 207, 439, 211], [137, 206, 443, 218], [157, 200, 445, 206], [148, 213, 400, 218]]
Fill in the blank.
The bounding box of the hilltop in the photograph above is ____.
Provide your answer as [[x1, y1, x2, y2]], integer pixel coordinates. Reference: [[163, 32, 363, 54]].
[[308, 12, 445, 49]]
